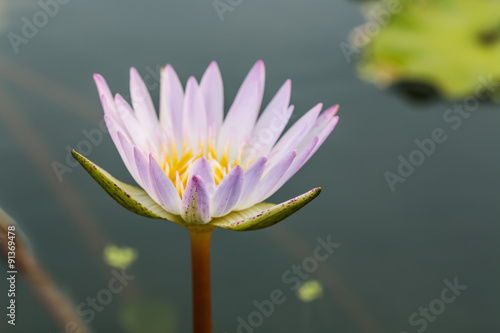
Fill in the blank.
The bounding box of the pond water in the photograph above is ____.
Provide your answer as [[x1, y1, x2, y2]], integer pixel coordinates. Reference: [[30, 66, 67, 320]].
[[1, 1, 499, 332]]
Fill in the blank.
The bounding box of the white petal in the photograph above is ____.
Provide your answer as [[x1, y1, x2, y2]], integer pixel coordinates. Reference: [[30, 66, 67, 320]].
[[133, 146, 152, 194], [200, 61, 223, 134], [269, 103, 322, 163], [267, 136, 319, 199], [242, 80, 293, 165], [104, 117, 140, 186], [94, 74, 119, 119], [267, 106, 339, 196], [236, 156, 267, 209], [148, 154, 182, 215], [301, 105, 340, 157], [187, 157, 215, 195], [211, 165, 244, 217], [159, 65, 184, 154], [94, 75, 134, 141], [114, 94, 153, 152], [183, 77, 207, 153], [239, 150, 296, 209], [115, 130, 141, 185], [217, 60, 265, 161], [130, 68, 159, 134]]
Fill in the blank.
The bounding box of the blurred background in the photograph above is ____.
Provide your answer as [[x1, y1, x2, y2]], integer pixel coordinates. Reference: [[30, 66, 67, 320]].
[[0, 0, 499, 332]]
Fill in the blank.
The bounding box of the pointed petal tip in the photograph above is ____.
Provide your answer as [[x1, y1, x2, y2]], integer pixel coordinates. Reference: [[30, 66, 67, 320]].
[[93, 73, 104, 82], [208, 60, 219, 69], [329, 104, 340, 116], [186, 76, 198, 85], [191, 174, 204, 185], [252, 60, 265, 73], [323, 106, 340, 121], [130, 67, 139, 76]]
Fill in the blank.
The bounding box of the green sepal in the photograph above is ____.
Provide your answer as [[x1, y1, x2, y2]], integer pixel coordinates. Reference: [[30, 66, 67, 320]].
[[209, 188, 321, 231], [73, 150, 321, 231], [71, 150, 186, 226]]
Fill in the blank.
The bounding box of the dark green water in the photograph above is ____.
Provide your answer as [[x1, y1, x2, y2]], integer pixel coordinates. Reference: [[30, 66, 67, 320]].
[[0, 1, 499, 332]]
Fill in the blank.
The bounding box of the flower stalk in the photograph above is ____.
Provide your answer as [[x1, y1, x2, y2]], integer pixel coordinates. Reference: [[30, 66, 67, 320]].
[[190, 228, 214, 333]]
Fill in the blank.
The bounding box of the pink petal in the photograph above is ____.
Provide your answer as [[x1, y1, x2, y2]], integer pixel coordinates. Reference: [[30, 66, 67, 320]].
[[240, 150, 296, 209], [104, 117, 136, 180], [242, 80, 292, 165], [187, 157, 215, 195], [114, 94, 152, 151], [266, 106, 339, 197], [148, 154, 182, 215], [94, 74, 117, 116], [211, 165, 244, 217], [302, 105, 340, 157], [159, 65, 184, 153], [106, 128, 146, 188], [133, 146, 152, 194], [200, 61, 223, 134], [183, 77, 207, 153], [269, 103, 322, 162], [268, 136, 320, 199], [130, 67, 159, 134], [94, 75, 130, 135], [182, 175, 211, 224], [236, 156, 268, 208], [217, 60, 265, 161]]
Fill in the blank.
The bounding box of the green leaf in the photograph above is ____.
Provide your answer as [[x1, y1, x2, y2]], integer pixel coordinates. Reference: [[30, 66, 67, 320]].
[[71, 150, 185, 226], [356, 0, 500, 100], [210, 188, 321, 231]]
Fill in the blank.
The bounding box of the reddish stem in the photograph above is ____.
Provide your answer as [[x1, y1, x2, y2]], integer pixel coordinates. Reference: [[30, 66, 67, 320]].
[[190, 228, 213, 333]]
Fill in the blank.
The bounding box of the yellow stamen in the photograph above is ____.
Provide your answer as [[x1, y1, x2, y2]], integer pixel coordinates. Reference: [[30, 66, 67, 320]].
[[159, 136, 250, 198]]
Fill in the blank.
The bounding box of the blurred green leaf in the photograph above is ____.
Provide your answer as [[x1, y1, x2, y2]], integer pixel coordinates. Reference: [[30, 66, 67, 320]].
[[120, 299, 178, 333], [355, 0, 500, 101], [103, 244, 138, 269]]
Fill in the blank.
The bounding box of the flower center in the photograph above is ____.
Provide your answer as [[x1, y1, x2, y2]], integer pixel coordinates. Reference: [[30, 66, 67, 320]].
[[159, 140, 246, 198]]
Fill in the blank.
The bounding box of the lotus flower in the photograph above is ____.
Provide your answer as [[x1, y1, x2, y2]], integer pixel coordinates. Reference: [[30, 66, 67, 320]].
[[72, 61, 339, 231]]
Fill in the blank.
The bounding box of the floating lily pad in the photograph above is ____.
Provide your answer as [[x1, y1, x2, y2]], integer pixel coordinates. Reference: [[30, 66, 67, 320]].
[[354, 0, 500, 101], [103, 244, 138, 269]]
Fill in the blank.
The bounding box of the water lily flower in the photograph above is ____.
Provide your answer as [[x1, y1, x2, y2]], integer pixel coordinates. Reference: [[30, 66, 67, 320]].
[[72, 60, 339, 333], [73, 61, 338, 231]]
